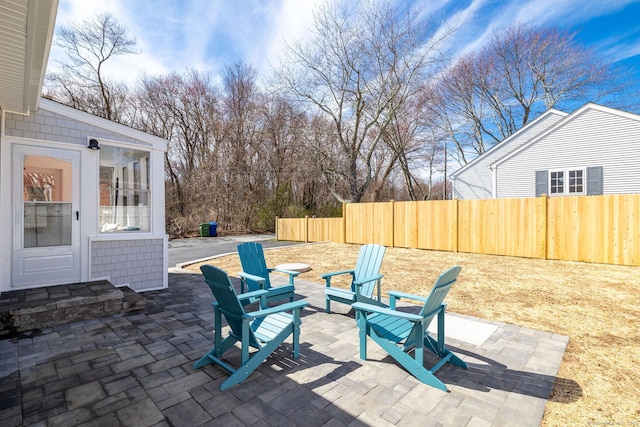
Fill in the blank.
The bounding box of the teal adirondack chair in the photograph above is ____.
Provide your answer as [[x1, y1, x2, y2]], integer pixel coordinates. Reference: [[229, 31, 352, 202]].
[[352, 266, 467, 392], [322, 243, 386, 313], [193, 264, 308, 391], [237, 242, 299, 304]]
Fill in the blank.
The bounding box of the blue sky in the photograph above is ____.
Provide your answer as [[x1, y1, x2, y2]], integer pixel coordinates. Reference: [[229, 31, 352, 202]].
[[48, 0, 640, 91]]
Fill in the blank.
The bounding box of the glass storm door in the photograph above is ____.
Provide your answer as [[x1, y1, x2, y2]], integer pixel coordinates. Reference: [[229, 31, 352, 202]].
[[12, 145, 81, 287]]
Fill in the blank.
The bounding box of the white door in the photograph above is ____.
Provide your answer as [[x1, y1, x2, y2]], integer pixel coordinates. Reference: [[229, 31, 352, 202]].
[[12, 145, 81, 287]]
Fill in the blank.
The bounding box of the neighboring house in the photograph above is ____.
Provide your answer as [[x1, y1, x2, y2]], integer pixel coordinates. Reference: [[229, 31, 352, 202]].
[[451, 103, 640, 199], [0, 0, 169, 293]]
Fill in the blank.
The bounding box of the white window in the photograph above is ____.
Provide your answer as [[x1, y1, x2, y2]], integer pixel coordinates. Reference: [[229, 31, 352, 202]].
[[568, 169, 584, 194], [550, 171, 564, 194], [549, 169, 585, 195], [99, 145, 151, 232]]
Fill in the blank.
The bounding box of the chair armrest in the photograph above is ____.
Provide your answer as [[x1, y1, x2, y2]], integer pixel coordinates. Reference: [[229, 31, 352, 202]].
[[386, 290, 428, 301], [272, 268, 301, 277], [272, 268, 301, 286], [246, 300, 309, 319], [352, 302, 422, 322], [387, 290, 428, 302], [237, 289, 268, 302], [353, 273, 383, 286], [238, 272, 267, 285], [387, 290, 428, 309], [320, 269, 354, 279], [321, 269, 355, 288], [238, 271, 267, 294]]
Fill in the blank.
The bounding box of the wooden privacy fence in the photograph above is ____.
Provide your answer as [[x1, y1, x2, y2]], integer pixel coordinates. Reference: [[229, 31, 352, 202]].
[[276, 194, 640, 267]]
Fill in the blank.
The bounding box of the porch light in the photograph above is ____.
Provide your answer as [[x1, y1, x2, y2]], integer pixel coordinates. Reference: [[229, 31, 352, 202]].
[[88, 139, 101, 150]]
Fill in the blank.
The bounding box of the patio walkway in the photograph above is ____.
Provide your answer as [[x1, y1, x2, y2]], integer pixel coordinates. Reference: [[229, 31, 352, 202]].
[[0, 270, 570, 426]]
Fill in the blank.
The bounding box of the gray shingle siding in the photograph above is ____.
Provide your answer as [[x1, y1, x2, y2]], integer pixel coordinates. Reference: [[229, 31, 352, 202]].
[[496, 108, 640, 198], [4, 109, 144, 147], [90, 238, 164, 291]]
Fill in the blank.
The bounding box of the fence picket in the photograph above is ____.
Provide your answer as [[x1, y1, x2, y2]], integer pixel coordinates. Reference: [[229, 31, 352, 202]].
[[275, 195, 640, 267]]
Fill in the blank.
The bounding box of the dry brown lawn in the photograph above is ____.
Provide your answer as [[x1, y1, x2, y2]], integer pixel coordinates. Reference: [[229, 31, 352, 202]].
[[185, 242, 640, 426]]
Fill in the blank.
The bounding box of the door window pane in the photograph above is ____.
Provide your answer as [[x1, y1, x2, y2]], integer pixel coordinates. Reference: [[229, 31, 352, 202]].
[[23, 155, 72, 248]]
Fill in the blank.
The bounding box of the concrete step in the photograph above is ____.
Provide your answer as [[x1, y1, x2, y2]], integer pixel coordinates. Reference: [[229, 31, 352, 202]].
[[0, 281, 146, 338]]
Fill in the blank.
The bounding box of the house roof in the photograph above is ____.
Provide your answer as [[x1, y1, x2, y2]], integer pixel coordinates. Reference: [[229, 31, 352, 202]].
[[490, 103, 640, 168], [0, 0, 58, 114], [449, 108, 567, 178]]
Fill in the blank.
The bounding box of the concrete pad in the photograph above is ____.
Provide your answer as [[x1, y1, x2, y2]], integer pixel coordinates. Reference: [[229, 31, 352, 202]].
[[428, 314, 499, 346]]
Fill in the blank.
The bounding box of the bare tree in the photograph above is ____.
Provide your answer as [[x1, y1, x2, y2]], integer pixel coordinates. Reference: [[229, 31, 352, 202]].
[[219, 62, 262, 230], [436, 23, 625, 164], [134, 70, 222, 236], [276, 0, 450, 203], [45, 13, 137, 123]]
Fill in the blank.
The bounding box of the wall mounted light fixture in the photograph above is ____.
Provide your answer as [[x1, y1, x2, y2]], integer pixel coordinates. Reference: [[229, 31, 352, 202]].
[[88, 138, 101, 150]]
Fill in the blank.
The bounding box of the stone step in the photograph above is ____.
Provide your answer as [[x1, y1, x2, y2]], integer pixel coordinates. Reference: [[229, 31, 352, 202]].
[[0, 281, 146, 338]]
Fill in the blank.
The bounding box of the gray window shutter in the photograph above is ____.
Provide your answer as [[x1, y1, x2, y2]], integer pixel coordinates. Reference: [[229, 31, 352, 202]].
[[535, 170, 548, 196], [586, 166, 603, 195]]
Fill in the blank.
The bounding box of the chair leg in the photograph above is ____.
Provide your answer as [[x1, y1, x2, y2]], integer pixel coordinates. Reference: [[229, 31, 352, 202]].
[[427, 310, 467, 369], [192, 349, 215, 369], [221, 325, 293, 391], [357, 314, 368, 360], [369, 329, 449, 392], [325, 297, 331, 314], [292, 310, 301, 358], [193, 335, 238, 369], [424, 335, 467, 369]]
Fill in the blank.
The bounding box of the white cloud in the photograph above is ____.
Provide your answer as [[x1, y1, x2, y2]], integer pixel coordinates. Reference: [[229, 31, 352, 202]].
[[602, 36, 640, 63], [48, 0, 170, 83], [514, 0, 637, 26], [46, 0, 640, 86], [257, 0, 325, 75]]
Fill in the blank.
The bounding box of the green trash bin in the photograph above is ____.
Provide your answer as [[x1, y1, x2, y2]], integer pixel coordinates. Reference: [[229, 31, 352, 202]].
[[199, 223, 210, 237]]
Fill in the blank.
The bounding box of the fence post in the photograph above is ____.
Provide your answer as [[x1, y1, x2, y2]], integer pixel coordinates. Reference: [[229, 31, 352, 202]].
[[541, 195, 548, 260], [305, 216, 309, 243], [342, 203, 347, 244], [454, 198, 459, 253], [275, 216, 279, 241], [390, 200, 395, 248]]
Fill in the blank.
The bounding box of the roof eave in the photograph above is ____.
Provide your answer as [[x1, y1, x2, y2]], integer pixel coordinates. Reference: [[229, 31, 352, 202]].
[[23, 0, 58, 114]]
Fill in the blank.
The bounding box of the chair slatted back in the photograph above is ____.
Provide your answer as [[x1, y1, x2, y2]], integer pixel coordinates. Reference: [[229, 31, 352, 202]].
[[237, 242, 272, 290], [200, 264, 260, 347], [419, 265, 462, 321], [353, 244, 386, 297]]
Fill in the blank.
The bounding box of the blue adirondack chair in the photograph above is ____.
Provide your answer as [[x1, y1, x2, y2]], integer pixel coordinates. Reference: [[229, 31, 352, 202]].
[[322, 243, 386, 313], [193, 264, 308, 391], [352, 266, 467, 392], [237, 242, 300, 304]]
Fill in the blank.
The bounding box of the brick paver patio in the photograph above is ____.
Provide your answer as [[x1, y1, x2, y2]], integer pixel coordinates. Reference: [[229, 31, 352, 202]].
[[0, 270, 569, 426]]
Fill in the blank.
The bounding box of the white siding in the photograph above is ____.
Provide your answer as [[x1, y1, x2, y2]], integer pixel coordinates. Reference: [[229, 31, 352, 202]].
[[496, 107, 640, 198], [452, 111, 565, 199]]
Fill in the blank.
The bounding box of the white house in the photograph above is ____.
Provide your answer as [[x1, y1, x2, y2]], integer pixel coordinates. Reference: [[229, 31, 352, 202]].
[[0, 0, 169, 293], [451, 103, 640, 199]]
